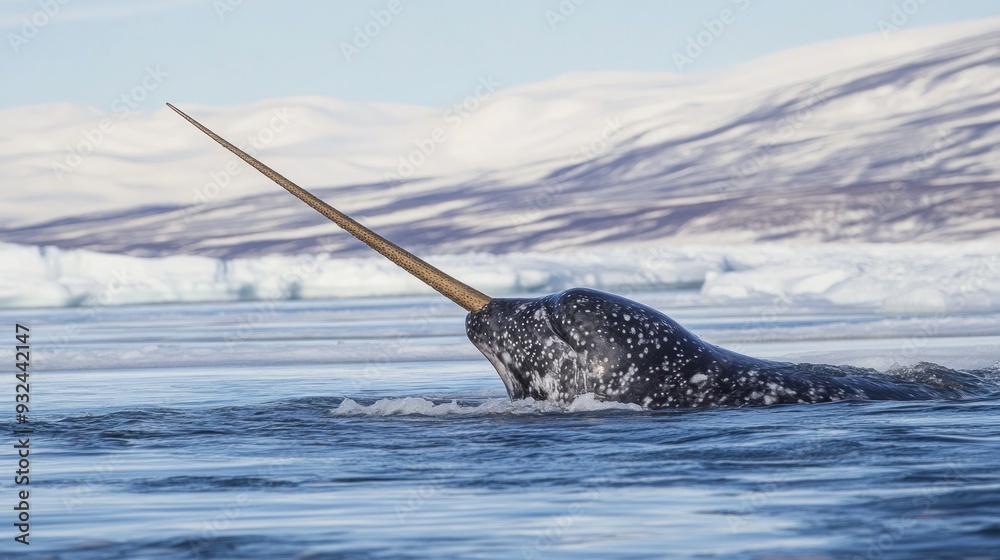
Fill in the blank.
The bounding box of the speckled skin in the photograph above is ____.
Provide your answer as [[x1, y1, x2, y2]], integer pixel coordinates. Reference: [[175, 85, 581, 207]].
[[467, 288, 971, 409]]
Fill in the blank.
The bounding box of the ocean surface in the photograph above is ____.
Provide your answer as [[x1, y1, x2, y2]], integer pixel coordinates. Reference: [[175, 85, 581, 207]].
[[4, 290, 1000, 559]]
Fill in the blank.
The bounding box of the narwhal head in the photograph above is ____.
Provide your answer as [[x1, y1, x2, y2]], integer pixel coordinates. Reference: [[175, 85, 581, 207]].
[[465, 287, 722, 405]]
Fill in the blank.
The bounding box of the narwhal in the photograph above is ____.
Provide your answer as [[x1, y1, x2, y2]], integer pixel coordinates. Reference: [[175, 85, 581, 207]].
[[167, 103, 984, 408]]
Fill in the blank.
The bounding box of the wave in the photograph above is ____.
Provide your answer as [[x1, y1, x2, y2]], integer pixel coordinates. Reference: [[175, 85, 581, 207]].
[[330, 394, 644, 417]]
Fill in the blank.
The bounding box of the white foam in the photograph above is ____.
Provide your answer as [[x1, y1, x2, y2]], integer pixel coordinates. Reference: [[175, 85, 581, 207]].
[[331, 393, 643, 417]]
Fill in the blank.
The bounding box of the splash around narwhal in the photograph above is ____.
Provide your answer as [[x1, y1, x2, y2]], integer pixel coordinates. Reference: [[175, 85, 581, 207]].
[[167, 103, 987, 409]]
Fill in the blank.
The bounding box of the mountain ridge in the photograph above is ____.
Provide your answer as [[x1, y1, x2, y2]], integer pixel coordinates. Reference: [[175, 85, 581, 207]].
[[3, 19, 999, 256]]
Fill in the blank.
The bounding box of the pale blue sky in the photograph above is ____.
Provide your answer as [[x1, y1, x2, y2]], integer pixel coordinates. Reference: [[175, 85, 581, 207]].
[[2, 0, 999, 111]]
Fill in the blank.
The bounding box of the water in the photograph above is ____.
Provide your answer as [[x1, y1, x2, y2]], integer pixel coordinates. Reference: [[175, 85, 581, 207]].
[[4, 291, 1000, 559]]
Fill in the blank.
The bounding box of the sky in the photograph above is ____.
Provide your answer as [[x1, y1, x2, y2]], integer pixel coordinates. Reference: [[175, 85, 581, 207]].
[[2, 0, 999, 112]]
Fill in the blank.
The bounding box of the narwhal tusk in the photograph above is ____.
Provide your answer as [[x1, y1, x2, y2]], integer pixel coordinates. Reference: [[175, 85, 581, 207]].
[[166, 103, 492, 313]]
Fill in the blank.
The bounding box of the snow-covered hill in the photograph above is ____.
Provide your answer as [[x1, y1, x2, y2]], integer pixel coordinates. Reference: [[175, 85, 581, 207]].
[[3, 19, 1000, 310], [3, 18, 1000, 259]]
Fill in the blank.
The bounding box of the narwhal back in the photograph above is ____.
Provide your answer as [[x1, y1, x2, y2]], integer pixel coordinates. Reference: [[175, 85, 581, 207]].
[[468, 288, 976, 408]]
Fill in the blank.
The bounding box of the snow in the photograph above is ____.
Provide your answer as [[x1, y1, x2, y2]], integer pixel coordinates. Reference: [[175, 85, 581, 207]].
[[3, 18, 1000, 254], [3, 241, 998, 312], [698, 244, 1000, 313], [3, 19, 1000, 315]]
